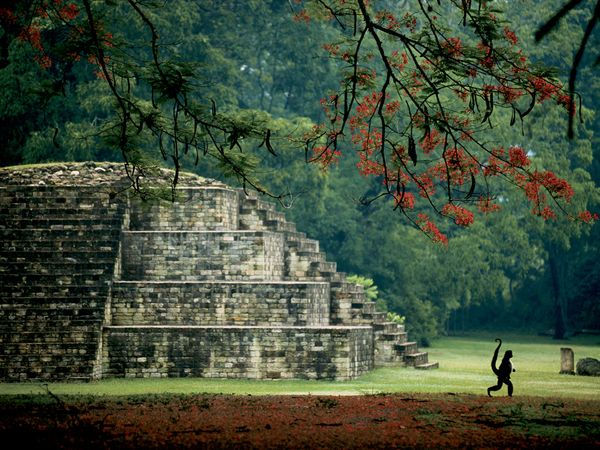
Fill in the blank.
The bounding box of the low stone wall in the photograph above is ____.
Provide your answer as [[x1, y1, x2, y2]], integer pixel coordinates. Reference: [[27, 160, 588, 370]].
[[120, 231, 285, 281], [129, 188, 239, 231], [111, 281, 330, 326], [103, 326, 373, 380]]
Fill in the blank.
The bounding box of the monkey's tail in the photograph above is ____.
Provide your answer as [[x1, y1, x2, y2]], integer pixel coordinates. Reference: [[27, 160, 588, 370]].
[[491, 338, 502, 376]]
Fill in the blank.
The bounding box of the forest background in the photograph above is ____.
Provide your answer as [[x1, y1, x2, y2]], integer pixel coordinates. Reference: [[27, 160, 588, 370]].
[[1, 0, 599, 344]]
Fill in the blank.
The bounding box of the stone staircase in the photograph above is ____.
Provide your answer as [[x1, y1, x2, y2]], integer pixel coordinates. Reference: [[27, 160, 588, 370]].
[[0, 185, 126, 380], [0, 163, 437, 381], [236, 192, 436, 369]]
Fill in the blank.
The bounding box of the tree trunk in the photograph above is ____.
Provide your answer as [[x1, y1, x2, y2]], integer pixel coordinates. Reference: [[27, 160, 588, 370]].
[[548, 246, 568, 339]]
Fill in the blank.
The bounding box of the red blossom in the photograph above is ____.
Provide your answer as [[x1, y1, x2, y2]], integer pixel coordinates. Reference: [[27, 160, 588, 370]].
[[390, 50, 409, 72], [419, 129, 442, 154], [508, 146, 530, 168], [484, 84, 524, 104], [503, 27, 518, 45], [556, 94, 576, 116], [313, 145, 341, 169], [59, 3, 79, 21], [540, 206, 556, 220], [375, 11, 401, 30], [477, 196, 501, 213], [393, 191, 415, 209], [442, 203, 474, 226], [441, 37, 463, 57], [529, 76, 561, 102], [432, 148, 479, 186], [417, 213, 448, 245], [322, 43, 339, 56], [293, 9, 310, 23], [578, 210, 599, 223]]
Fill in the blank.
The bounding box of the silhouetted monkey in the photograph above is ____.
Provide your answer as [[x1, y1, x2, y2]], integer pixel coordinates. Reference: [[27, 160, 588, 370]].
[[487, 338, 515, 397]]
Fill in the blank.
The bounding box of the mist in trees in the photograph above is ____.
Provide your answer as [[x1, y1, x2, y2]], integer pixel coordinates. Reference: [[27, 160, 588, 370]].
[[1, 0, 598, 343]]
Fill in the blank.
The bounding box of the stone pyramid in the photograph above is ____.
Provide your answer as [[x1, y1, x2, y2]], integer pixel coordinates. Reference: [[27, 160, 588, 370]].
[[0, 162, 437, 381]]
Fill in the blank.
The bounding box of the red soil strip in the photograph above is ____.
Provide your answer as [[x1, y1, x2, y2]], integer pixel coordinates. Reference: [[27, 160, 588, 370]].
[[1, 393, 598, 448]]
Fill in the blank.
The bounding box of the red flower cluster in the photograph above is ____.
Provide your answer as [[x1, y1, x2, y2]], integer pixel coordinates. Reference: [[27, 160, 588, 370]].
[[522, 170, 574, 219], [503, 27, 518, 45], [393, 191, 415, 209], [442, 37, 463, 57], [508, 146, 530, 168], [578, 210, 599, 223], [431, 147, 479, 186], [529, 76, 561, 102], [484, 84, 524, 104], [478, 196, 501, 213], [442, 203, 475, 226], [293, 9, 311, 23], [419, 129, 443, 154], [312, 145, 341, 169], [418, 213, 448, 245]]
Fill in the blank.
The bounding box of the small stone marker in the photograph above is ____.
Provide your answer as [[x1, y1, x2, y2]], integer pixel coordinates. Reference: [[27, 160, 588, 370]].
[[560, 347, 575, 374]]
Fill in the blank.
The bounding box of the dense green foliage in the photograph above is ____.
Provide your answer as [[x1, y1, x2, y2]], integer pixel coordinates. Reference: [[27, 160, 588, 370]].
[[1, 0, 598, 342]]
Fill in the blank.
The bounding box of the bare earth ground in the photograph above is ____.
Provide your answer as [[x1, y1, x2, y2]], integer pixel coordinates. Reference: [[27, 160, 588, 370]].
[[1, 393, 599, 449]]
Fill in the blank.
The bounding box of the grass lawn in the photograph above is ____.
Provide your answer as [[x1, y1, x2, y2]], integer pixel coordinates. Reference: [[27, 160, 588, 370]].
[[1, 332, 599, 399]]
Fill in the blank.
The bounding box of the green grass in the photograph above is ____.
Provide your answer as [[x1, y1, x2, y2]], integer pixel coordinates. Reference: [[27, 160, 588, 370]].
[[1, 332, 599, 398]]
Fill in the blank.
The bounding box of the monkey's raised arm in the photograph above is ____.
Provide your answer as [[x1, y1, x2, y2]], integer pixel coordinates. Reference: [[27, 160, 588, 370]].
[[491, 338, 502, 376]]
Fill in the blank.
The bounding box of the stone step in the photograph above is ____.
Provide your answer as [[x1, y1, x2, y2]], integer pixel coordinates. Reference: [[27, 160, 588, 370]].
[[0, 250, 117, 261], [239, 199, 277, 215], [0, 314, 104, 324], [0, 192, 116, 202], [372, 312, 386, 324], [120, 231, 285, 281], [404, 352, 429, 367], [253, 199, 277, 213], [0, 342, 99, 353], [0, 206, 120, 216], [0, 218, 122, 229], [330, 281, 365, 293], [264, 219, 296, 232], [373, 321, 400, 334], [394, 341, 418, 355], [0, 185, 109, 193], [111, 281, 330, 327], [379, 332, 408, 342], [351, 301, 375, 316], [285, 237, 319, 252], [415, 362, 439, 370], [0, 229, 121, 240], [0, 298, 106, 306], [1, 260, 114, 268], [266, 210, 286, 222], [129, 187, 239, 231], [0, 242, 118, 252], [282, 230, 307, 240], [103, 325, 372, 380], [327, 272, 347, 283], [0, 328, 102, 340], [0, 274, 112, 285], [0, 285, 110, 297]]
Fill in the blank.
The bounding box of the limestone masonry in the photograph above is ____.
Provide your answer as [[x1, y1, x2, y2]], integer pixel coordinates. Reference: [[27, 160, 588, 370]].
[[0, 162, 438, 381]]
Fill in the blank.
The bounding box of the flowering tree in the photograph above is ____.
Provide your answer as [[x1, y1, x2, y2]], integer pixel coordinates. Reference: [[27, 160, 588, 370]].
[[1, 0, 596, 237], [296, 0, 597, 243]]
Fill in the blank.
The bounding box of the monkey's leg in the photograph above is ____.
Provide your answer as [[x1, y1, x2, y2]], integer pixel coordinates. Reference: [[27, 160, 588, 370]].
[[506, 379, 513, 397], [487, 379, 503, 397]]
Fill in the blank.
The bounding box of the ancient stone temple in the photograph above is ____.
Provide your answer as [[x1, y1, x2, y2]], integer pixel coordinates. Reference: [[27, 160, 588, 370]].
[[0, 162, 437, 381]]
